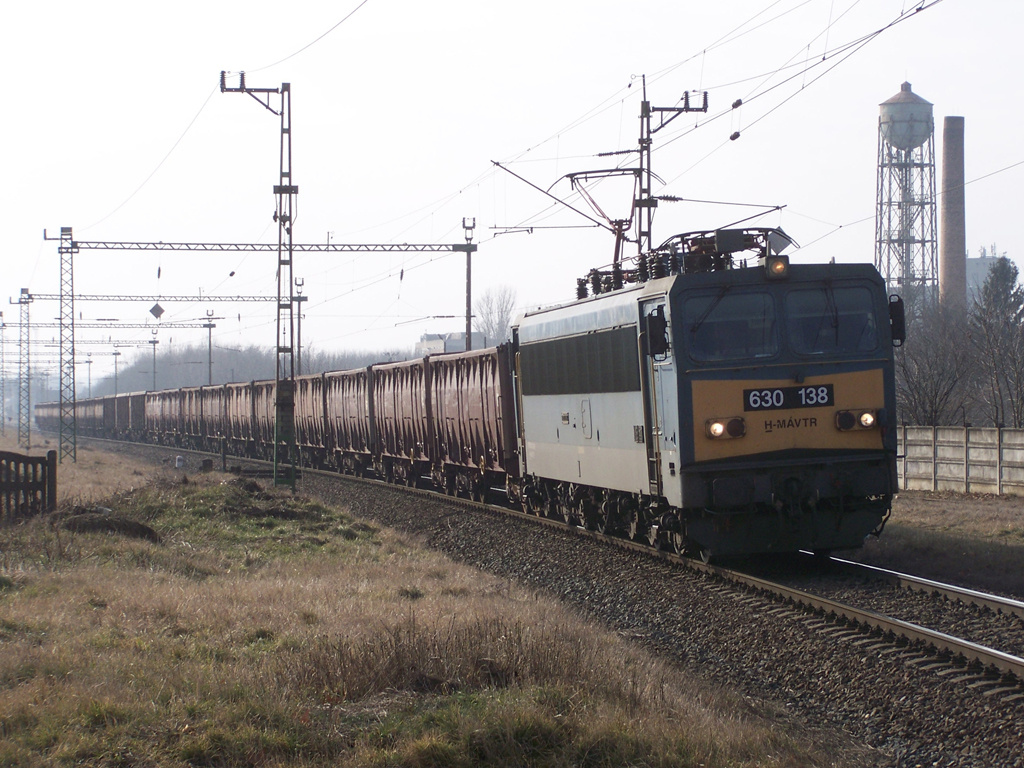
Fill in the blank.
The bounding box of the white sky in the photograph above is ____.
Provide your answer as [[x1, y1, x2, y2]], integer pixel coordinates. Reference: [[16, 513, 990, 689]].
[[3, 0, 1020, 381]]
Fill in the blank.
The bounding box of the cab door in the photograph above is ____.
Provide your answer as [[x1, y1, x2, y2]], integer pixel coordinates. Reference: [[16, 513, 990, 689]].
[[640, 300, 674, 497]]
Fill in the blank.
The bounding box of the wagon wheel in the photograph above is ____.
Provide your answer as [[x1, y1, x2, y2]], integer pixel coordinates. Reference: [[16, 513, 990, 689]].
[[472, 477, 489, 504]]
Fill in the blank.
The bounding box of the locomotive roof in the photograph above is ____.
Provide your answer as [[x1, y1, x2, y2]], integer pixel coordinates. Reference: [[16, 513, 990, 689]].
[[515, 275, 677, 343], [515, 261, 884, 344]]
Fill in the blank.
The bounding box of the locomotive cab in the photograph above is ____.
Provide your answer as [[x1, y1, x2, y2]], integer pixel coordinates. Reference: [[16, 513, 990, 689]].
[[672, 261, 897, 556]]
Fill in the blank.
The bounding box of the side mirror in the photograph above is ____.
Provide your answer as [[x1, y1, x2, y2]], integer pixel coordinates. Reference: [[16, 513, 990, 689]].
[[888, 295, 906, 347], [646, 305, 670, 357]]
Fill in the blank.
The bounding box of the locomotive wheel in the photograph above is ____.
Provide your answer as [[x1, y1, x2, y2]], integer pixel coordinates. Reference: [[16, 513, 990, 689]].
[[581, 501, 599, 531], [544, 497, 558, 520], [667, 531, 685, 555], [627, 510, 644, 543]]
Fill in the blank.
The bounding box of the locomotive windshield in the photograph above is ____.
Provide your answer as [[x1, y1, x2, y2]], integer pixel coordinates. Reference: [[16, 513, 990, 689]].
[[785, 285, 879, 355], [683, 283, 881, 363], [684, 291, 778, 362]]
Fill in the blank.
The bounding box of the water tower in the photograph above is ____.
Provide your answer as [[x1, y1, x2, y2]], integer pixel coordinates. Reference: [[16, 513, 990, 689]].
[[874, 82, 937, 304]]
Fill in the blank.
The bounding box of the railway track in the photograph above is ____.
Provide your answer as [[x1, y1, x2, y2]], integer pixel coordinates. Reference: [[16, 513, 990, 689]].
[[483, 490, 1024, 698], [828, 555, 1024, 620]]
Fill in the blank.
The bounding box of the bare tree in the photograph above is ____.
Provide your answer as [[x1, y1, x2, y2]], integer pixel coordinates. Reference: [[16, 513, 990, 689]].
[[969, 256, 1024, 426], [896, 301, 975, 426], [473, 285, 518, 346]]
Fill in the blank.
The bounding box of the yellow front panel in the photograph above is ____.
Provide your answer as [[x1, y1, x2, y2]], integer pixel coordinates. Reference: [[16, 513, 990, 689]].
[[691, 369, 885, 462]]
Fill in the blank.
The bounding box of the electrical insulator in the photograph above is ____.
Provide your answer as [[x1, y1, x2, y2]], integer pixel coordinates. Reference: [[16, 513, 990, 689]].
[[652, 255, 666, 279]]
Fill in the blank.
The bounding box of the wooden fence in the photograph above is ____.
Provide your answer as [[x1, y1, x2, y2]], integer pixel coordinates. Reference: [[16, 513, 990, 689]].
[[0, 450, 58, 522], [898, 426, 1024, 496]]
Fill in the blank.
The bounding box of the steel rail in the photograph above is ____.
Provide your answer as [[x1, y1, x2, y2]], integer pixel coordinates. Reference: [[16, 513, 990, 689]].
[[716, 562, 1024, 682], [824, 555, 1024, 621]]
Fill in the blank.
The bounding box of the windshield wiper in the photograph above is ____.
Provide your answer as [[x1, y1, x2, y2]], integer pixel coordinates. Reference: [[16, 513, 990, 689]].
[[690, 285, 731, 334]]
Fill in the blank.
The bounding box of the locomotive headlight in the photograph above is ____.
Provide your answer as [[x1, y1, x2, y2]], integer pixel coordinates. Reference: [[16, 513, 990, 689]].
[[835, 409, 878, 431], [706, 417, 746, 439], [764, 255, 790, 279]]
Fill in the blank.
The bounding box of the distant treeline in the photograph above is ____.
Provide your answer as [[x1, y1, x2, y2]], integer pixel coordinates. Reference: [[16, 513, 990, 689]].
[[86, 344, 417, 397]]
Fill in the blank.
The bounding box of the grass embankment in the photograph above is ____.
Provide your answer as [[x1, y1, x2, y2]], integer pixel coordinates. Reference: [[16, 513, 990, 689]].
[[0, 452, 825, 767]]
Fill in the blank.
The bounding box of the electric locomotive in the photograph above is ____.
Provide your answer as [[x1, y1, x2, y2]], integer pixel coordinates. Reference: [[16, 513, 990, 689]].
[[511, 228, 904, 558]]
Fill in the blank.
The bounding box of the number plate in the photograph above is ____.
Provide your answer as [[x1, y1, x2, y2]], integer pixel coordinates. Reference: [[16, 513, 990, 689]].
[[743, 384, 834, 411]]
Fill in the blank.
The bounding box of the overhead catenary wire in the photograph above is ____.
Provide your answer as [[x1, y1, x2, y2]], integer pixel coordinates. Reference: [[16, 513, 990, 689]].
[[314, 0, 950, 313], [796, 155, 1024, 252], [50, 0, 954, 360], [242, 0, 374, 74], [83, 85, 219, 232]]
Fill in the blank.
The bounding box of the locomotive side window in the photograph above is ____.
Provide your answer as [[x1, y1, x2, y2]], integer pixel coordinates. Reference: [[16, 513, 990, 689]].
[[684, 291, 777, 362], [519, 326, 641, 396], [785, 286, 879, 355]]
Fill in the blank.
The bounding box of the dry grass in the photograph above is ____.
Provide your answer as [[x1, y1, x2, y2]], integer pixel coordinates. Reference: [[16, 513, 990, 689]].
[[0, 454, 836, 767], [0, 434, 166, 506]]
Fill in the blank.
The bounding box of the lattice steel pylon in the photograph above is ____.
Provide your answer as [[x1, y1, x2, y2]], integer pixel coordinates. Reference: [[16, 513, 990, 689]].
[[0, 310, 6, 437], [16, 290, 32, 449], [636, 76, 707, 259], [874, 82, 937, 311], [58, 228, 79, 461], [221, 72, 297, 488]]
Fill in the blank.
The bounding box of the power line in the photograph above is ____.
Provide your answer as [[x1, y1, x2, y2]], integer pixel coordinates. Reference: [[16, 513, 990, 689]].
[[245, 0, 374, 73]]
